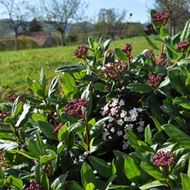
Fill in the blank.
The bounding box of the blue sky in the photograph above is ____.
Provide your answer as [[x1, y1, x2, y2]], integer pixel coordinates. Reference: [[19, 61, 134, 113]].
[[85, 0, 155, 23]]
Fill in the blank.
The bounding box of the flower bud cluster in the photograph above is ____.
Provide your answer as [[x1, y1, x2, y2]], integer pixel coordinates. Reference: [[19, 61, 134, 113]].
[[64, 98, 88, 118], [101, 60, 126, 79], [176, 41, 190, 51], [147, 74, 162, 88], [156, 53, 167, 66], [122, 43, 133, 60], [144, 49, 155, 62], [74, 45, 88, 59], [0, 153, 6, 167], [0, 111, 10, 121], [153, 151, 175, 168], [101, 97, 145, 150], [25, 182, 41, 190], [152, 12, 170, 23]]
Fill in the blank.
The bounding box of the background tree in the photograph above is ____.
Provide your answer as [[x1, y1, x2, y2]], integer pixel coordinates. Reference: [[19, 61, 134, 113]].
[[38, 0, 87, 46], [92, 8, 127, 39], [154, 0, 190, 35], [0, 0, 29, 50], [29, 18, 43, 32]]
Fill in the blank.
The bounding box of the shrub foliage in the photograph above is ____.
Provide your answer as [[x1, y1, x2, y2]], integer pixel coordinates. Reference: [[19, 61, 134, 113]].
[[0, 11, 190, 190]]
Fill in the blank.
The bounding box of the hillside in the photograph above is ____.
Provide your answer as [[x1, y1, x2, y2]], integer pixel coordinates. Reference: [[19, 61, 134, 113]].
[[0, 36, 159, 98]]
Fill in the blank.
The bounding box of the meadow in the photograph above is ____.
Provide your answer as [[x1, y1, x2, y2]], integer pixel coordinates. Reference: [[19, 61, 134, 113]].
[[0, 35, 159, 98]]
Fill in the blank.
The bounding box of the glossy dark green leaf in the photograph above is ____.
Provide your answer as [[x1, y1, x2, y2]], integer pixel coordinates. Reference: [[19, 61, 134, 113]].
[[15, 103, 31, 128], [181, 173, 190, 190], [66, 181, 83, 190], [51, 173, 68, 190], [81, 162, 96, 188], [143, 34, 159, 50], [124, 155, 141, 183], [140, 162, 165, 181], [162, 124, 190, 148], [48, 77, 59, 98], [88, 156, 112, 178], [139, 180, 167, 190], [126, 83, 152, 93], [173, 97, 190, 109], [103, 39, 111, 51], [38, 121, 57, 140], [144, 125, 153, 145], [115, 48, 128, 61], [180, 19, 190, 41], [57, 64, 86, 73], [7, 175, 23, 190]]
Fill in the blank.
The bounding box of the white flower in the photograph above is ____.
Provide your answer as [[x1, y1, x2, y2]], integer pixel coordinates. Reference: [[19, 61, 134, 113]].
[[119, 99, 125, 106], [101, 104, 109, 116], [117, 119, 124, 126], [110, 127, 115, 133], [124, 116, 131, 122], [111, 98, 119, 107], [129, 108, 138, 121], [101, 66, 106, 71], [125, 124, 133, 130], [107, 63, 111, 67], [137, 108, 143, 112], [117, 131, 123, 136], [110, 107, 118, 116], [120, 110, 127, 118], [139, 120, 145, 127], [108, 135, 112, 139], [122, 142, 129, 150], [102, 130, 109, 140], [137, 126, 144, 132]]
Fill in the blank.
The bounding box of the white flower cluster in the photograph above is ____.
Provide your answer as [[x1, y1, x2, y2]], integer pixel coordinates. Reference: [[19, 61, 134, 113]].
[[101, 97, 145, 150]]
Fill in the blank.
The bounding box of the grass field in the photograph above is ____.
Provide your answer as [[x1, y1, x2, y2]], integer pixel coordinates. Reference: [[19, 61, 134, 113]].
[[0, 35, 160, 98]]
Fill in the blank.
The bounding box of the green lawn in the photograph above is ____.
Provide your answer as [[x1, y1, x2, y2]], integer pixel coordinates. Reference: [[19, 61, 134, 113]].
[[0, 36, 159, 98]]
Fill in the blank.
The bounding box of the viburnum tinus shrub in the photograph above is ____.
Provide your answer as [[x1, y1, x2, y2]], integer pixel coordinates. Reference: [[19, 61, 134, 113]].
[[0, 10, 190, 190]]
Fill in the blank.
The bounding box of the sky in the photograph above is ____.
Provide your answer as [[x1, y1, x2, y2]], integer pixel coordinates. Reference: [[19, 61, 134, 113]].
[[85, 0, 155, 23]]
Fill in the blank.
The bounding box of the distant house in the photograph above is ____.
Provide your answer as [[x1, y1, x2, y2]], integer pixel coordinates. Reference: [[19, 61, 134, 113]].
[[18, 32, 57, 47]]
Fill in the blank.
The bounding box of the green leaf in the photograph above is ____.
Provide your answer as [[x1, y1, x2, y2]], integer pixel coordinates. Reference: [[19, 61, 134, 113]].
[[143, 34, 159, 50], [126, 83, 152, 93], [38, 121, 57, 140], [181, 173, 190, 190], [66, 181, 83, 190], [124, 155, 141, 183], [40, 153, 56, 165], [103, 39, 111, 51], [144, 125, 153, 145], [57, 64, 85, 73], [187, 157, 190, 177], [150, 116, 162, 131], [35, 165, 50, 190], [39, 68, 46, 98], [160, 27, 169, 38], [180, 19, 190, 41], [86, 183, 95, 190], [7, 175, 23, 190], [15, 103, 31, 128], [48, 77, 59, 98], [81, 162, 96, 188], [57, 124, 68, 142], [88, 156, 112, 178], [51, 173, 68, 190], [0, 140, 18, 151], [114, 48, 128, 61], [108, 185, 134, 190], [139, 180, 167, 190], [162, 124, 190, 148], [62, 73, 77, 98], [81, 83, 92, 117], [140, 162, 165, 181], [11, 97, 23, 118], [36, 132, 46, 156], [173, 97, 190, 109]]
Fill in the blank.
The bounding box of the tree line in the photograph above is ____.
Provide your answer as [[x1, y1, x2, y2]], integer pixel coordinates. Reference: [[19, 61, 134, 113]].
[[0, 0, 189, 50]]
